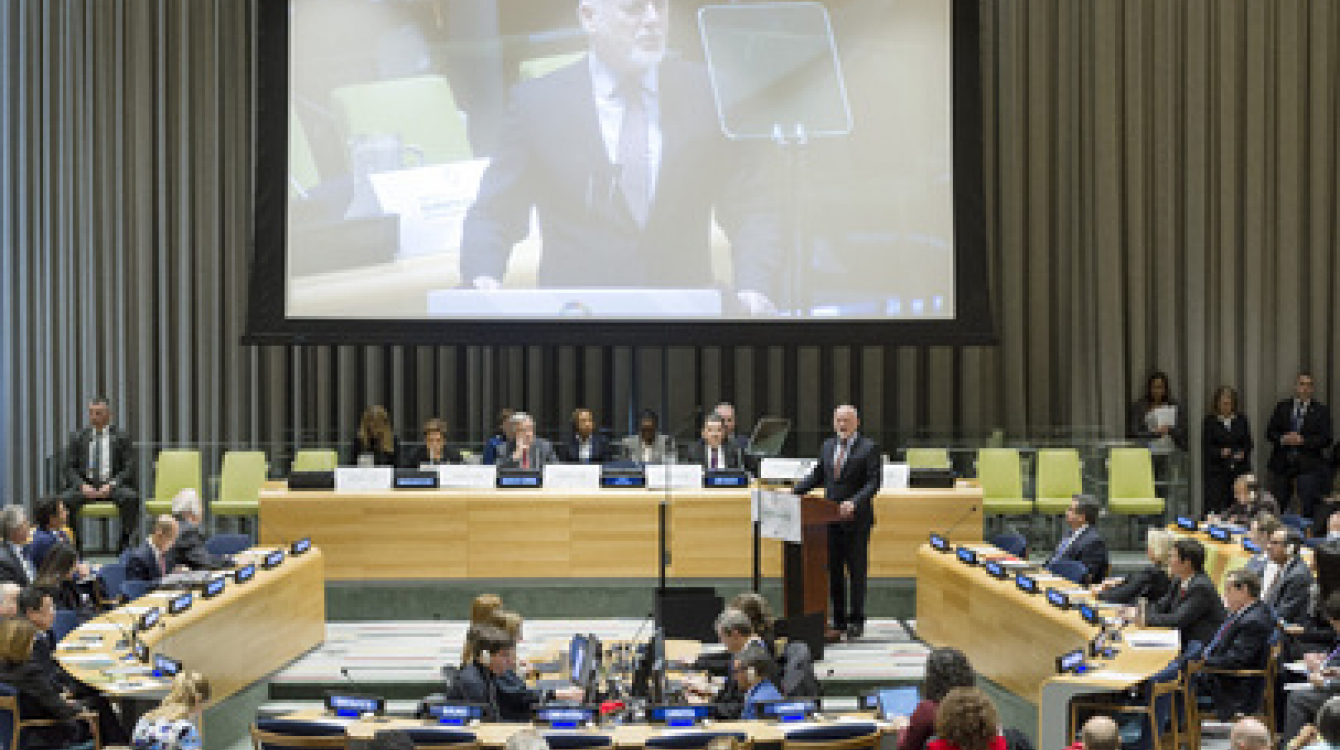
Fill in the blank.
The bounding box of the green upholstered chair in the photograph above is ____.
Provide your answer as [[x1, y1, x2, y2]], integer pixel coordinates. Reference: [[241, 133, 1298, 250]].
[[291, 450, 339, 473], [147, 450, 203, 521], [904, 448, 951, 470], [1034, 449, 1083, 543], [519, 52, 586, 81], [976, 448, 1033, 537], [211, 451, 268, 535], [1108, 447, 1166, 546], [330, 75, 472, 166]]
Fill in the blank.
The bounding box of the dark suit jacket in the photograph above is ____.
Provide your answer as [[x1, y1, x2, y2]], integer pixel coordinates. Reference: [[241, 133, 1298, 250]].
[[63, 426, 135, 491], [685, 440, 746, 471], [1099, 565, 1172, 606], [1050, 526, 1109, 584], [556, 433, 613, 465], [792, 434, 882, 526], [30, 632, 74, 692], [1267, 398, 1333, 475], [444, 662, 499, 720], [1127, 400, 1188, 450], [1200, 599, 1276, 719], [347, 437, 399, 468], [494, 670, 546, 722], [26, 528, 71, 570], [124, 542, 166, 583], [1147, 572, 1227, 647], [0, 543, 34, 586], [0, 659, 77, 723], [166, 525, 229, 571], [459, 57, 782, 297], [398, 444, 464, 469], [1202, 413, 1253, 477], [496, 438, 559, 471], [1265, 556, 1314, 624]]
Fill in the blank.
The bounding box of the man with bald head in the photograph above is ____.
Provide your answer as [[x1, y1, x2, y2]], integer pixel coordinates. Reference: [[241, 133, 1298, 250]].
[[793, 405, 882, 639], [1229, 716, 1269, 750], [1063, 715, 1118, 750], [458, 0, 783, 314]]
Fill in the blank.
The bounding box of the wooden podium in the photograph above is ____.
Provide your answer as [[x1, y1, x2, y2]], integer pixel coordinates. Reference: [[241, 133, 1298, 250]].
[[781, 495, 842, 660]]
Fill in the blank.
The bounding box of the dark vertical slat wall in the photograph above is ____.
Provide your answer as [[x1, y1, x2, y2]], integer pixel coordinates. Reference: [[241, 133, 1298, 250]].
[[2, 0, 1340, 510]]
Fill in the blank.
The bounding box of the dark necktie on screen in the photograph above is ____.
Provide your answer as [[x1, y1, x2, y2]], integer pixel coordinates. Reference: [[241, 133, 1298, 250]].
[[833, 438, 848, 476], [617, 79, 650, 226]]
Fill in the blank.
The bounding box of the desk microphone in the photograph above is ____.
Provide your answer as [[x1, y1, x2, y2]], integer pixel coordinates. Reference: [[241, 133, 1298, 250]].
[[339, 667, 377, 697], [939, 504, 979, 544]]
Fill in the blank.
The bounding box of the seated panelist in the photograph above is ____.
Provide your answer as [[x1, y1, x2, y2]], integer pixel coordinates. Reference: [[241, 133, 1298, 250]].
[[28, 497, 76, 571], [735, 645, 784, 720], [1094, 528, 1172, 605], [619, 410, 673, 464], [497, 413, 558, 471], [168, 489, 232, 571], [1195, 568, 1274, 721], [557, 408, 612, 464], [686, 415, 746, 471], [1046, 494, 1109, 584], [401, 418, 463, 468], [349, 405, 399, 467], [126, 515, 180, 584], [687, 608, 764, 718], [445, 624, 516, 721]]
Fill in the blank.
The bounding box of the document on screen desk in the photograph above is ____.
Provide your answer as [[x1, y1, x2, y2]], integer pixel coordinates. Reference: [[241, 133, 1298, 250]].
[[753, 489, 802, 544]]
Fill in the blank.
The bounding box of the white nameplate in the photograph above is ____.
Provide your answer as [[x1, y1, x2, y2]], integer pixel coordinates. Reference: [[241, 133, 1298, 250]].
[[645, 464, 704, 490], [759, 458, 817, 483], [437, 464, 497, 489], [334, 467, 394, 491], [882, 462, 910, 489], [543, 464, 602, 490]]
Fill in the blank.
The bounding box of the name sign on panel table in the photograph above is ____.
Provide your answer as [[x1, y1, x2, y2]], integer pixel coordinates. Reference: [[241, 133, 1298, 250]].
[[882, 462, 910, 489], [436, 465, 497, 489], [752, 489, 803, 543], [542, 464, 603, 490], [334, 467, 394, 491], [645, 464, 704, 490], [759, 458, 817, 484]]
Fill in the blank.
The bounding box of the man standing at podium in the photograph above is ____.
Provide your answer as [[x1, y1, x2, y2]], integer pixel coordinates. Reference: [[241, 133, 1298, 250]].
[[793, 405, 882, 640]]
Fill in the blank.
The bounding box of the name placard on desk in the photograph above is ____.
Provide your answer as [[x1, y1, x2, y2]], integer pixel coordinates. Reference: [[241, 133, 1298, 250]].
[[543, 464, 602, 490], [436, 465, 497, 489], [645, 464, 704, 490], [882, 462, 910, 489], [335, 467, 394, 491], [759, 458, 817, 484]]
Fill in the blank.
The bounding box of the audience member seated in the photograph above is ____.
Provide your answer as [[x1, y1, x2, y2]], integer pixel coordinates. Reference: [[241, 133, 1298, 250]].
[[1094, 528, 1172, 605], [19, 587, 127, 743], [686, 415, 746, 471], [1286, 695, 1340, 750], [1218, 475, 1281, 529], [126, 516, 181, 584], [557, 408, 612, 464], [1266, 527, 1315, 624], [1196, 569, 1274, 721], [1062, 715, 1119, 750], [892, 647, 976, 750], [1128, 371, 1188, 450], [686, 608, 766, 718], [167, 489, 231, 572], [728, 592, 777, 656], [482, 408, 516, 466], [401, 418, 463, 468], [0, 582, 19, 617], [0, 506, 36, 586], [61, 396, 140, 553], [27, 497, 74, 570], [33, 543, 96, 617], [458, 593, 505, 666], [488, 610, 582, 719], [1142, 538, 1226, 651], [926, 687, 1007, 750], [444, 624, 515, 720], [620, 410, 673, 464], [130, 671, 210, 750], [497, 413, 558, 470], [1047, 495, 1109, 584], [1243, 512, 1282, 575], [1282, 593, 1340, 743], [735, 645, 783, 720], [0, 617, 93, 748], [1228, 717, 1270, 750], [349, 405, 400, 467]]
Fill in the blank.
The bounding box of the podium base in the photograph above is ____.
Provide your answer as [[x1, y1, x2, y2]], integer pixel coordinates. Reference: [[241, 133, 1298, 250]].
[[778, 611, 828, 661]]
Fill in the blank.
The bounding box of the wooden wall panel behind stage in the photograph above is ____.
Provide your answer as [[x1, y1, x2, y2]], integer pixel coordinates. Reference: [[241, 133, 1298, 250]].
[[260, 486, 981, 581]]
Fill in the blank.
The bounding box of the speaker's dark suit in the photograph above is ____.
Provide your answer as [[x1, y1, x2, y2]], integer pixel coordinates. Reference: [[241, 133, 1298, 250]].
[[1266, 398, 1333, 520], [1047, 525, 1110, 584], [1198, 600, 1276, 720], [556, 433, 613, 464], [61, 426, 139, 552], [0, 542, 34, 586], [1147, 572, 1227, 648], [460, 57, 782, 298], [167, 524, 230, 571], [684, 440, 746, 471], [793, 433, 882, 628], [1201, 413, 1253, 514], [496, 438, 558, 471]]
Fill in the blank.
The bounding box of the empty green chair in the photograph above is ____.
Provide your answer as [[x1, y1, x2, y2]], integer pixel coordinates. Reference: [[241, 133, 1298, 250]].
[[1108, 447, 1166, 546], [147, 450, 203, 520], [1034, 449, 1084, 546], [211, 451, 269, 535], [519, 52, 586, 81], [330, 75, 472, 165], [291, 450, 338, 473], [976, 448, 1033, 535], [905, 448, 951, 470]]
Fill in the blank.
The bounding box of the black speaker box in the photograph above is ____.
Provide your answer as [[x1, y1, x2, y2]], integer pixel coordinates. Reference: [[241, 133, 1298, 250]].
[[654, 587, 723, 642]]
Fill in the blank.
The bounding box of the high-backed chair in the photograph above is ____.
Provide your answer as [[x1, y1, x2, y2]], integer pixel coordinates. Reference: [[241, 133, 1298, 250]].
[[976, 448, 1033, 536], [1183, 641, 1282, 749], [251, 719, 348, 750], [291, 450, 339, 473], [1034, 449, 1083, 543], [205, 533, 251, 556], [904, 448, 950, 470], [121, 579, 154, 602], [330, 75, 472, 166], [1070, 673, 1184, 750], [148, 450, 203, 521], [95, 562, 126, 608], [0, 683, 101, 750], [211, 451, 268, 535], [1108, 447, 1166, 546]]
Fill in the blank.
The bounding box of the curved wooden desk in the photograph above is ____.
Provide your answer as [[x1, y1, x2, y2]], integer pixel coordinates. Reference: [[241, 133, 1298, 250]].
[[55, 547, 326, 705]]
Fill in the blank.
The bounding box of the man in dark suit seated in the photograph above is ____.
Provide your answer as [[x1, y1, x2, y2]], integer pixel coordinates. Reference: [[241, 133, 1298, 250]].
[[0, 506, 36, 587], [793, 405, 882, 640], [497, 413, 558, 471], [1265, 373, 1333, 525], [1280, 593, 1340, 744], [1047, 494, 1110, 584], [167, 490, 231, 571], [685, 414, 746, 471], [1195, 569, 1275, 721], [1264, 527, 1314, 625], [457, 0, 783, 316], [400, 418, 464, 468], [61, 397, 140, 553], [556, 408, 612, 464], [27, 498, 77, 571], [125, 515, 180, 584]]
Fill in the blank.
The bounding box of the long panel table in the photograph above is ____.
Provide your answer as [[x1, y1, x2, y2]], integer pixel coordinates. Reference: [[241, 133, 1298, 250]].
[[259, 486, 982, 581], [916, 544, 1180, 748], [56, 547, 327, 705]]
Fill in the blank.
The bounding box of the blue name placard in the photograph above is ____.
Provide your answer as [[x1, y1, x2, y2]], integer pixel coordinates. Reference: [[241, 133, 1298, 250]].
[[956, 547, 978, 565], [929, 533, 950, 552], [168, 592, 193, 615], [263, 549, 285, 569], [204, 577, 226, 598]]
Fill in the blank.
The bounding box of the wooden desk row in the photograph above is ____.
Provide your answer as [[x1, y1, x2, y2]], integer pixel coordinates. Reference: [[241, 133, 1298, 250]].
[[259, 486, 983, 581], [1167, 524, 1315, 591], [56, 547, 327, 705], [915, 544, 1180, 749]]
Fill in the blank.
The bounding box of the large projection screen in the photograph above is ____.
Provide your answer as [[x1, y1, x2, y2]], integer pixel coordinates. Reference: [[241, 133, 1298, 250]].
[[247, 0, 993, 345]]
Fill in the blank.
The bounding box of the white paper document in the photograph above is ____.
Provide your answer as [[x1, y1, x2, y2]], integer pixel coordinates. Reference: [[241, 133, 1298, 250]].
[[542, 464, 602, 490], [753, 489, 802, 543], [645, 464, 703, 490]]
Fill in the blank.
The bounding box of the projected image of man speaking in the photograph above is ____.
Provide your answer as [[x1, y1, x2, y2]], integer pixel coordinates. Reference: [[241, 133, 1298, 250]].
[[458, 0, 784, 316]]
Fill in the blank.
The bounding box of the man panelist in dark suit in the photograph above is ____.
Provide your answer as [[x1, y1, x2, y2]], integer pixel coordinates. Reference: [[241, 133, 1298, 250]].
[[458, 0, 783, 315], [686, 414, 746, 471], [557, 408, 613, 464], [61, 397, 139, 552], [793, 405, 882, 640], [1046, 494, 1109, 584], [125, 515, 180, 585], [1195, 569, 1274, 721], [1266, 372, 1333, 524], [497, 413, 558, 471]]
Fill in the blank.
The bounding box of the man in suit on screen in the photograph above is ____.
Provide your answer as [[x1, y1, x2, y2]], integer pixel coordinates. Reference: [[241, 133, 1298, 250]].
[[458, 0, 783, 315], [792, 405, 882, 639]]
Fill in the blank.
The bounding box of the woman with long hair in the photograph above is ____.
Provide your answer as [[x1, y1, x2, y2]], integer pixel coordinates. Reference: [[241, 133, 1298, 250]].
[[1128, 371, 1188, 450], [33, 542, 96, 617], [896, 647, 977, 750], [350, 405, 399, 466], [131, 671, 211, 750]]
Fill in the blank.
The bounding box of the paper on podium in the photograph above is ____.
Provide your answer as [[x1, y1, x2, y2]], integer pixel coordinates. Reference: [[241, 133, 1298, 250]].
[[882, 462, 910, 489], [759, 458, 817, 483], [427, 288, 723, 318], [753, 489, 802, 543]]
